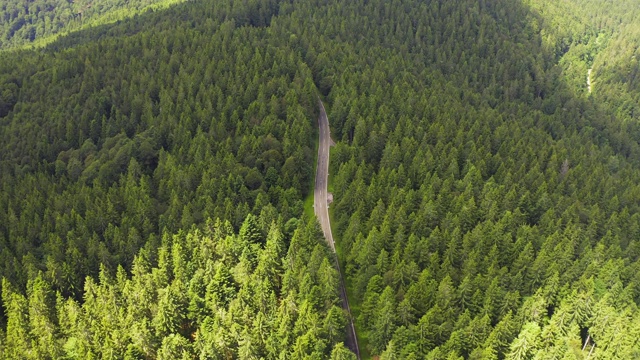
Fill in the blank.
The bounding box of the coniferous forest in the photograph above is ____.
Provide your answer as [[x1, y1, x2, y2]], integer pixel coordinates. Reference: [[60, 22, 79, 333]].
[[1, 0, 640, 358], [0, 0, 187, 49]]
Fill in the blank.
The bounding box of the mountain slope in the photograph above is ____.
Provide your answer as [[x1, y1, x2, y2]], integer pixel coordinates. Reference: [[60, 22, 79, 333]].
[[0, 0, 187, 50], [274, 0, 640, 357], [0, 0, 360, 358], [1, 0, 640, 358]]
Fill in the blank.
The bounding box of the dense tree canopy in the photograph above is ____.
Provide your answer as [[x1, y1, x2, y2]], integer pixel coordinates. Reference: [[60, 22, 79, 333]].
[[0, 0, 314, 301], [302, 0, 640, 357], [0, 0, 187, 49], [1, 215, 351, 358], [1, 0, 640, 358]]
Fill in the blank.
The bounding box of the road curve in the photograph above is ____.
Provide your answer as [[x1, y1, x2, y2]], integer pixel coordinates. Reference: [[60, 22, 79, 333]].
[[314, 99, 361, 358]]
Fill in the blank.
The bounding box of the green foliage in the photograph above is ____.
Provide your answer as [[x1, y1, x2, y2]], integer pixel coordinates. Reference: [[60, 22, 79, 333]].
[[0, 218, 350, 358], [0, 0, 187, 50], [0, 0, 315, 303], [278, 0, 640, 357], [1, 0, 640, 358]]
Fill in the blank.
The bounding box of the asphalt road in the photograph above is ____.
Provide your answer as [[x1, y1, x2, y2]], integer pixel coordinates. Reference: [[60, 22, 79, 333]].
[[314, 99, 361, 358]]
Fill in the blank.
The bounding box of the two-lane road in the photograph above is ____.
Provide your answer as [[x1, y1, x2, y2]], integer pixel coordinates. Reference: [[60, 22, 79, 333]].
[[314, 99, 361, 358]]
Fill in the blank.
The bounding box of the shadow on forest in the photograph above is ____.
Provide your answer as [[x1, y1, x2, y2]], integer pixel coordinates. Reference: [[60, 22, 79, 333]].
[[309, 0, 640, 165], [42, 0, 281, 53], [284, 0, 640, 356]]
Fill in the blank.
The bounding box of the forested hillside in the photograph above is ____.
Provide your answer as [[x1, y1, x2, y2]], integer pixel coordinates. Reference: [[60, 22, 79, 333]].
[[0, 0, 315, 293], [1, 0, 640, 358], [0, 0, 188, 49], [301, 0, 640, 357], [0, 0, 345, 357], [2, 217, 353, 359], [523, 0, 640, 123]]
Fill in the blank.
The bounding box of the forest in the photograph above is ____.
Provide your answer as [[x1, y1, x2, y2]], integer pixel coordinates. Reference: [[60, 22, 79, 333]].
[[0, 0, 186, 49], [1, 0, 640, 358]]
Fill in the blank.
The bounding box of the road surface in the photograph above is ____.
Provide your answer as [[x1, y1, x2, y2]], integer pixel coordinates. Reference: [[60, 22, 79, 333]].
[[314, 99, 361, 358]]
